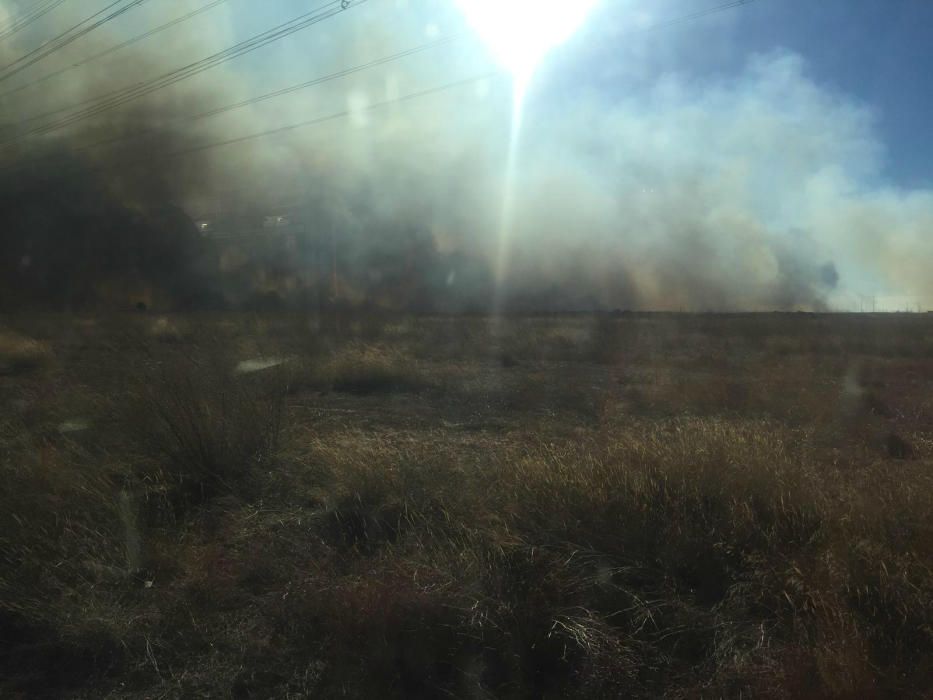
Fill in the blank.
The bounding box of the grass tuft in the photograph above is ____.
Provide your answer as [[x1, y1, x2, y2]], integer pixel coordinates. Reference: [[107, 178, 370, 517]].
[[317, 346, 432, 395], [130, 346, 285, 509], [0, 330, 53, 375]]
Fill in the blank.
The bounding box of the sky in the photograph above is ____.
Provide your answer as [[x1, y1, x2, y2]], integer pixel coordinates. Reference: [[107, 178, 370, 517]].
[[1, 0, 931, 311], [218, 0, 933, 186], [572, 0, 933, 190]]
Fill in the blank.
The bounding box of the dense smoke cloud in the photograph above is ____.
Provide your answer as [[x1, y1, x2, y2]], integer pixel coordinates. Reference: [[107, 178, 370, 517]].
[[0, 1, 930, 311]]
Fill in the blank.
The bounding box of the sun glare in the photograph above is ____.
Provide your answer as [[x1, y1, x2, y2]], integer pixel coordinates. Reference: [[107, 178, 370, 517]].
[[456, 0, 599, 87], [455, 1, 599, 321]]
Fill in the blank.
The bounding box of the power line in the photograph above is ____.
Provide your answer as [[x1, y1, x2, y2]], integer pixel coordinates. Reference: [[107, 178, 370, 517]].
[[78, 32, 465, 154], [0, 31, 468, 174], [0, 0, 68, 41], [641, 0, 758, 33], [0, 0, 56, 34], [4, 0, 367, 144], [115, 0, 765, 163], [5, 0, 357, 138], [197, 34, 462, 119], [8, 0, 759, 146], [0, 19, 450, 142], [0, 0, 230, 100], [0, 0, 150, 84], [6, 73, 500, 184], [67, 0, 766, 153], [3, 0, 761, 169], [122, 71, 504, 166], [1, 0, 133, 71], [0, 75, 146, 135]]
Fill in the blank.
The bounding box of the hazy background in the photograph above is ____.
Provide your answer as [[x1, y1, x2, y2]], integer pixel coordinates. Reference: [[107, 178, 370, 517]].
[[0, 0, 931, 312]]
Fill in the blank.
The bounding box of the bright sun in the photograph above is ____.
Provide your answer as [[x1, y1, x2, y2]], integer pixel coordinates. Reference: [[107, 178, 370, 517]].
[[456, 0, 599, 87], [455, 0, 600, 312]]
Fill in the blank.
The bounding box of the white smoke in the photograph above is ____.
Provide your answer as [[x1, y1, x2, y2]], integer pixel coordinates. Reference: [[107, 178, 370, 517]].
[[1, 0, 930, 310]]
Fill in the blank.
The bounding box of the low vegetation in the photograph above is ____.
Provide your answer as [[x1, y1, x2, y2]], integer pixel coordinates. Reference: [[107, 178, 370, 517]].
[[319, 345, 433, 395], [0, 329, 54, 375], [1, 312, 931, 697]]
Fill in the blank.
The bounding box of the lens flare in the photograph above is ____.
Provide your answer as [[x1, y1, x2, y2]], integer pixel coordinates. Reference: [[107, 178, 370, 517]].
[[457, 1, 599, 323], [456, 0, 599, 87]]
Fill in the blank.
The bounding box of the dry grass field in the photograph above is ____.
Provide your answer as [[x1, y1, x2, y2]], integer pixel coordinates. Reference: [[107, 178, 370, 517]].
[[1, 312, 932, 698]]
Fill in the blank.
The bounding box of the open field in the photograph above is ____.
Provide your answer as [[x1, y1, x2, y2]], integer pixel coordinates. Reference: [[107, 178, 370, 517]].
[[1, 312, 932, 698]]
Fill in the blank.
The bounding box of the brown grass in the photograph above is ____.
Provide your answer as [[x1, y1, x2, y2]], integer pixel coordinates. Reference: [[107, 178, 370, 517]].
[[1, 312, 931, 697], [128, 344, 287, 513], [0, 329, 53, 375]]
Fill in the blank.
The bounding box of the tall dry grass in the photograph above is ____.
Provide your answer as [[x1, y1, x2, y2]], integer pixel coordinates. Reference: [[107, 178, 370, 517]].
[[128, 345, 287, 511], [1, 312, 931, 696], [259, 417, 932, 697]]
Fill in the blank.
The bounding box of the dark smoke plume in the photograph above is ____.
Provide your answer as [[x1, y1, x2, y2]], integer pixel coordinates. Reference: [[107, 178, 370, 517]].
[[0, 3, 929, 311]]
